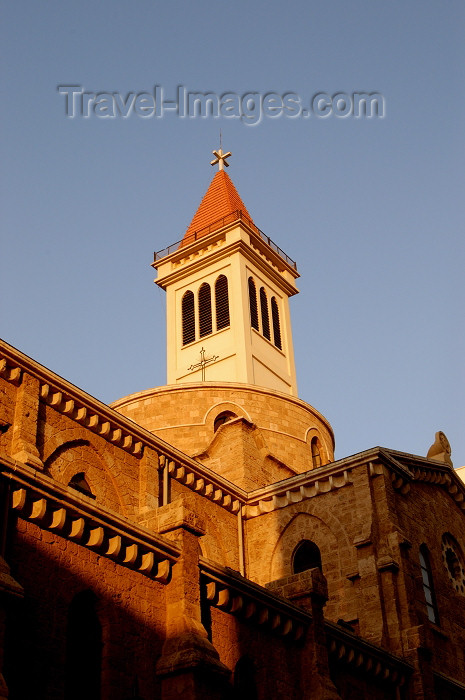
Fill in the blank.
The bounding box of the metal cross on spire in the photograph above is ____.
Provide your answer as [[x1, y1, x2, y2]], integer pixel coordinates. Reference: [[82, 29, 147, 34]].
[[188, 347, 219, 381], [211, 146, 232, 171]]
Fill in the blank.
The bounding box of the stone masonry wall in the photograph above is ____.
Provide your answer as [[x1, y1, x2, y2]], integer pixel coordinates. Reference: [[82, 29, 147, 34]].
[[244, 483, 359, 625], [112, 383, 335, 490], [394, 479, 465, 686], [168, 482, 240, 570], [5, 519, 167, 700]]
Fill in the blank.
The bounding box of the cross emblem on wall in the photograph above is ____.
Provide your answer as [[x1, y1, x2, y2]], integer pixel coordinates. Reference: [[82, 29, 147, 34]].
[[188, 347, 219, 381]]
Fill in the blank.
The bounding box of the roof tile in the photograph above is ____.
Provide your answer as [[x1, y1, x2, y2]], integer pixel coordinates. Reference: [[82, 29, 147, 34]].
[[181, 170, 255, 246]]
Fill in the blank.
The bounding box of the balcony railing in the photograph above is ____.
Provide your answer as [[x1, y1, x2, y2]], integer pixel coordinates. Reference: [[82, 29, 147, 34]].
[[153, 210, 297, 271]]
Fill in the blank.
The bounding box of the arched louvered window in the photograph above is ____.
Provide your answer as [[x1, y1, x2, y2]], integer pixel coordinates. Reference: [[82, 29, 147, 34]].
[[215, 275, 230, 331], [182, 291, 195, 345], [65, 591, 102, 700], [198, 283, 212, 338], [248, 277, 259, 331], [260, 287, 270, 340], [419, 545, 439, 624], [271, 297, 282, 349], [311, 437, 322, 468], [292, 540, 322, 574]]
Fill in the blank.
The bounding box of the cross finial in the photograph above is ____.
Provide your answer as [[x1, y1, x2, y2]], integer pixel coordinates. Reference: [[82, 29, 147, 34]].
[[211, 147, 232, 171]]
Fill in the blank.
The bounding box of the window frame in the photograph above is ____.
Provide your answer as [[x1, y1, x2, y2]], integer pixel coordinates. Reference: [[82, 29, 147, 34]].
[[215, 275, 230, 331], [198, 283, 213, 338], [292, 540, 322, 574], [181, 290, 196, 345], [310, 437, 322, 468], [248, 277, 259, 331], [271, 296, 282, 349], [419, 544, 439, 624], [259, 286, 271, 340]]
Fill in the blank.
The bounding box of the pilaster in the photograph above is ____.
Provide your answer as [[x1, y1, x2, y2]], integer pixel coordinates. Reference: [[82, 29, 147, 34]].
[[156, 496, 230, 699], [351, 463, 385, 645], [267, 568, 341, 700], [11, 372, 42, 469], [137, 446, 160, 529]]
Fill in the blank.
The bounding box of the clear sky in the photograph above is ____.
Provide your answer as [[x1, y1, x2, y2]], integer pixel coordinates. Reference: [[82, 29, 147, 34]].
[[1, 1, 464, 465]]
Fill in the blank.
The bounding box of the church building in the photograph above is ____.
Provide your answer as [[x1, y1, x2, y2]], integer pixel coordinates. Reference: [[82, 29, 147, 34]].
[[1, 149, 464, 699]]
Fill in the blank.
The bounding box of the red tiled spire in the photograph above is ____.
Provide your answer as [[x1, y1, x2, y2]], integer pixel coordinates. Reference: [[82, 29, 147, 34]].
[[181, 170, 255, 245]]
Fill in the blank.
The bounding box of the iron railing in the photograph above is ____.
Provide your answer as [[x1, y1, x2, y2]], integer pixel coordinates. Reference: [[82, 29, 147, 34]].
[[153, 210, 297, 270]]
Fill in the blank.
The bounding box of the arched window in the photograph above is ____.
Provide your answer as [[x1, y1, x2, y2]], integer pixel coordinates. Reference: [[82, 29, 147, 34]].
[[198, 283, 212, 338], [234, 655, 258, 700], [65, 590, 102, 700], [182, 290, 195, 345], [260, 287, 270, 340], [68, 472, 95, 499], [419, 545, 439, 623], [271, 297, 282, 349], [292, 540, 322, 574], [248, 277, 259, 331], [310, 437, 322, 468], [214, 411, 237, 432], [215, 275, 230, 330]]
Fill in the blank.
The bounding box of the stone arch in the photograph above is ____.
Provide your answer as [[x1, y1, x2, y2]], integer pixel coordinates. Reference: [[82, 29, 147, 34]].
[[41, 427, 91, 464], [269, 509, 351, 619], [203, 401, 252, 433], [292, 539, 322, 573], [43, 437, 89, 468], [44, 436, 128, 516], [269, 512, 339, 581], [213, 411, 237, 433], [304, 427, 331, 467]]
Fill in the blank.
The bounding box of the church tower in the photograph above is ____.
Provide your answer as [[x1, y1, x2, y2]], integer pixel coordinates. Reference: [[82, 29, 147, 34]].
[[152, 149, 299, 396], [113, 149, 334, 488]]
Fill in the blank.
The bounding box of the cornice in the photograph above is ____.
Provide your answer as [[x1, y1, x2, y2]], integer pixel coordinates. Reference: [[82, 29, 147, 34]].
[[433, 671, 465, 695], [0, 339, 246, 513], [380, 448, 465, 512], [155, 236, 298, 298], [243, 464, 353, 519], [200, 557, 308, 642], [153, 218, 298, 281], [0, 356, 22, 385], [3, 339, 464, 519], [1, 455, 179, 584], [241, 449, 385, 519], [242, 447, 465, 519], [325, 620, 412, 686], [200, 558, 412, 685]]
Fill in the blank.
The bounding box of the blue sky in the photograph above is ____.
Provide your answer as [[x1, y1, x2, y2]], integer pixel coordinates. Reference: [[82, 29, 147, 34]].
[[2, 1, 464, 465]]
